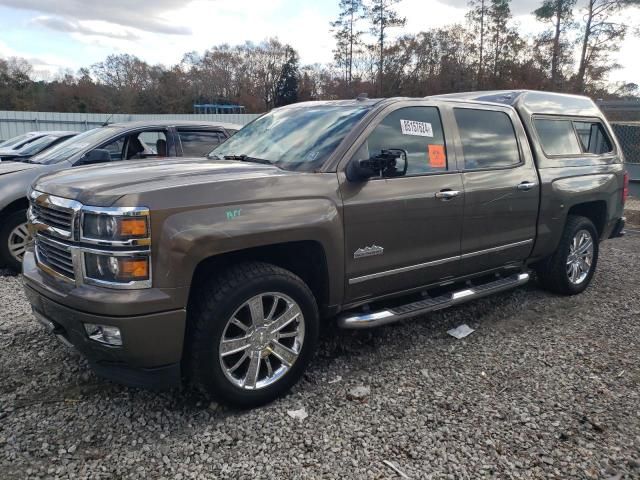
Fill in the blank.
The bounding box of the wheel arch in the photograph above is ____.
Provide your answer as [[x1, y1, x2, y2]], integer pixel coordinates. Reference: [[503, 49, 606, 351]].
[[188, 240, 332, 318], [0, 197, 29, 218], [567, 201, 607, 239]]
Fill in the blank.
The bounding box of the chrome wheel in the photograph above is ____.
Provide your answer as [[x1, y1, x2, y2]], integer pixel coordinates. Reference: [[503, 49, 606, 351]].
[[8, 221, 30, 263], [566, 229, 594, 285], [219, 292, 305, 390]]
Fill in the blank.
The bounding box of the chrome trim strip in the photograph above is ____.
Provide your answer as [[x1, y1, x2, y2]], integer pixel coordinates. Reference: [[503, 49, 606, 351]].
[[29, 189, 80, 241], [451, 289, 474, 300], [30, 189, 83, 211], [460, 239, 533, 259], [35, 236, 75, 284], [348, 239, 534, 285], [349, 255, 459, 285], [81, 206, 151, 216]]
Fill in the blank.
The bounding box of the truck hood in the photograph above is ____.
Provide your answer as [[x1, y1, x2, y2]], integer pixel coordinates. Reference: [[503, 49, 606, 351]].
[[0, 161, 40, 175], [33, 158, 294, 205]]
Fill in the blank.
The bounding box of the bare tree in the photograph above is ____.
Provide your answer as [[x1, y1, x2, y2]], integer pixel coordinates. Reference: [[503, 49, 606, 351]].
[[91, 54, 151, 91], [575, 0, 640, 92]]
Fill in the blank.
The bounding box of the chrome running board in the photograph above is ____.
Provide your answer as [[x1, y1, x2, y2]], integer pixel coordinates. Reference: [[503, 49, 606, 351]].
[[337, 273, 530, 329]]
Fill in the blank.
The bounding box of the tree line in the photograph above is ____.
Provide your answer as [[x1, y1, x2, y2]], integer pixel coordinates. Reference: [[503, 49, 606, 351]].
[[0, 0, 638, 114]]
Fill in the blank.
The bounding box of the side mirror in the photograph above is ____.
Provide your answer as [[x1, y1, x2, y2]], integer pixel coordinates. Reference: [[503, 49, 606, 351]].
[[77, 148, 111, 166], [346, 149, 408, 182]]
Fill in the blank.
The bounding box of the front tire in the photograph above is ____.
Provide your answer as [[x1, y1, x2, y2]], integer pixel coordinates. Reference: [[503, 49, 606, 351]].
[[536, 215, 599, 295], [188, 262, 319, 408], [0, 209, 30, 272]]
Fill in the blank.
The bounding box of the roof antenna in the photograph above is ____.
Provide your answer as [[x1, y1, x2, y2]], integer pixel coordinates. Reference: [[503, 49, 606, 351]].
[[356, 93, 368, 101], [102, 113, 114, 127]]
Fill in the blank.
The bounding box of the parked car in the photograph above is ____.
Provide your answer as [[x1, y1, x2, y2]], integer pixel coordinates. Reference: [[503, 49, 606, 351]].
[[0, 131, 50, 150], [23, 91, 625, 407], [0, 120, 241, 270], [0, 131, 77, 162]]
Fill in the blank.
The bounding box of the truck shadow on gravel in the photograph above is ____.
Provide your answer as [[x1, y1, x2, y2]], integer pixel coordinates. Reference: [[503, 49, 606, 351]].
[[8, 280, 556, 415], [313, 282, 546, 366]]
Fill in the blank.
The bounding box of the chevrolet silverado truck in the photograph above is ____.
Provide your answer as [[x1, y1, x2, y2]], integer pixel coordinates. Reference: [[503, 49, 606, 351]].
[[22, 91, 627, 407]]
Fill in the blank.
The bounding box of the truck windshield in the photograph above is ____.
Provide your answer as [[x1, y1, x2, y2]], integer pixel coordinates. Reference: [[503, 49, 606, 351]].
[[29, 128, 116, 164], [209, 104, 371, 171]]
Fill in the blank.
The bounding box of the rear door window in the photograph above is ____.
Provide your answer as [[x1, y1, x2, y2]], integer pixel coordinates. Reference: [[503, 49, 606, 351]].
[[454, 108, 521, 169], [178, 130, 224, 157], [573, 121, 613, 154], [533, 118, 582, 156], [360, 106, 448, 176]]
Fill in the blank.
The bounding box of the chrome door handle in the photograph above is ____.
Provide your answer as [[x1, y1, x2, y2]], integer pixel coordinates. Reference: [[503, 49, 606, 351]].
[[435, 190, 460, 200], [517, 181, 536, 191]]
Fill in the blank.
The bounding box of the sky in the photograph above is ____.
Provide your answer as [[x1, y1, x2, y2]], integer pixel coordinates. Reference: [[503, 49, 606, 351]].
[[0, 0, 638, 85]]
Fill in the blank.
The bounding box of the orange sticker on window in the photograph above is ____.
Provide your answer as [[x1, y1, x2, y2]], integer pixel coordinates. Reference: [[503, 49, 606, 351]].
[[428, 144, 446, 168]]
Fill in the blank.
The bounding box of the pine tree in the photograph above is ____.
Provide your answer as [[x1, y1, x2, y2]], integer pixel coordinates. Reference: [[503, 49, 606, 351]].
[[275, 47, 299, 107], [534, 0, 576, 89], [467, 0, 489, 88], [365, 0, 406, 96], [331, 0, 365, 85]]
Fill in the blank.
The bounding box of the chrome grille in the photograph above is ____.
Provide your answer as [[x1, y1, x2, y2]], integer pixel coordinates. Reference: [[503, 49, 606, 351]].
[[35, 235, 74, 280], [31, 202, 73, 232]]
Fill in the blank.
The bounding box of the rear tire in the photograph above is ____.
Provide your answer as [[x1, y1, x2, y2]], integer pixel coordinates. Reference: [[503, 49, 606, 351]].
[[0, 209, 29, 272], [535, 215, 599, 295], [187, 262, 319, 408]]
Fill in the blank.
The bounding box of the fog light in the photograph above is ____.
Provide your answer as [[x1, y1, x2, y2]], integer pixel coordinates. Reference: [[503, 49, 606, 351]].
[[84, 323, 122, 346]]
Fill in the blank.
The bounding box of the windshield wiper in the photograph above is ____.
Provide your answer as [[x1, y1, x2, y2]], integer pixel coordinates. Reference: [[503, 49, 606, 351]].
[[223, 154, 274, 165]]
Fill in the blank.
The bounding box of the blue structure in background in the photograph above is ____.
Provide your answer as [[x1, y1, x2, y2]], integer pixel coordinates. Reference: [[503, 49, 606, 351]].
[[193, 104, 246, 114]]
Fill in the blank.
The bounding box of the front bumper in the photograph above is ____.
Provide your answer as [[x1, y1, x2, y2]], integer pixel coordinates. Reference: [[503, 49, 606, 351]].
[[22, 250, 187, 389]]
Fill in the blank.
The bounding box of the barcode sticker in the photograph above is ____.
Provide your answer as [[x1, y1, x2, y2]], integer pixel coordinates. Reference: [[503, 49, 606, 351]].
[[400, 119, 433, 137]]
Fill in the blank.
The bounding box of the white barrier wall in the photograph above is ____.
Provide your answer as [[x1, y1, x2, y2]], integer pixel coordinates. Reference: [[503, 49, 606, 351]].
[[0, 111, 262, 140]]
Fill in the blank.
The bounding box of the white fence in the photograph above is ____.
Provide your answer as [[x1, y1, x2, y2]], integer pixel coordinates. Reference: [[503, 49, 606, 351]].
[[0, 111, 262, 140]]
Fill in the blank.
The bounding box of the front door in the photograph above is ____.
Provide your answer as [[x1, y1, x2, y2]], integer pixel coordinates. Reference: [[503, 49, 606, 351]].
[[339, 103, 464, 303], [451, 105, 539, 275]]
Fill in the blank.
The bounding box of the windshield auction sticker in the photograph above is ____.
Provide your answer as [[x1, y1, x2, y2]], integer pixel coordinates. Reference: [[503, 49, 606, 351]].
[[400, 120, 433, 137]]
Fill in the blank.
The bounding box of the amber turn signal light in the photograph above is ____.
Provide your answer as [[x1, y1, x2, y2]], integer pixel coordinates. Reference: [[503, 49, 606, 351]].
[[119, 218, 148, 237], [120, 258, 149, 280]]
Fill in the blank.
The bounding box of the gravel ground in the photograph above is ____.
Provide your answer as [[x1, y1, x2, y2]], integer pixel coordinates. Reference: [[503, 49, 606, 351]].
[[1, 235, 640, 480]]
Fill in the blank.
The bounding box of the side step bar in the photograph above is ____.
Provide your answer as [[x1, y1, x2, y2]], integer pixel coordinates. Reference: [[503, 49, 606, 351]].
[[337, 272, 530, 329]]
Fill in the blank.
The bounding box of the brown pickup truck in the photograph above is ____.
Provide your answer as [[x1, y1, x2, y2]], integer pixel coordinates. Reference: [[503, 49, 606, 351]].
[[22, 90, 627, 407]]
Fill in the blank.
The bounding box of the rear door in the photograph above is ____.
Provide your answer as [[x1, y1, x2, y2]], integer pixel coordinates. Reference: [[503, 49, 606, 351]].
[[339, 101, 465, 303], [452, 104, 539, 275]]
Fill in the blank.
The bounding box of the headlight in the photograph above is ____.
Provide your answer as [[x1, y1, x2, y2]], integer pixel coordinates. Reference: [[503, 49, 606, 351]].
[[82, 212, 149, 242], [84, 252, 151, 287]]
